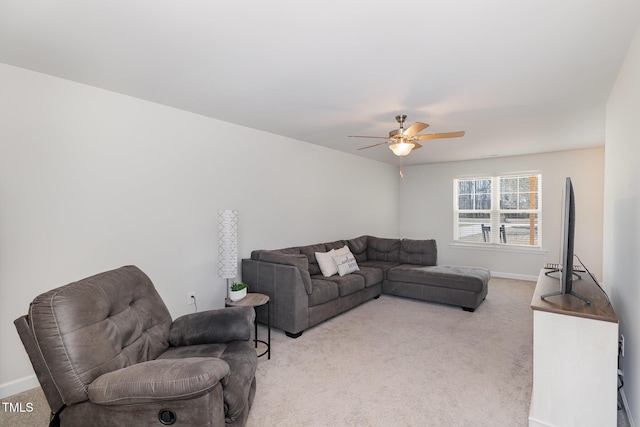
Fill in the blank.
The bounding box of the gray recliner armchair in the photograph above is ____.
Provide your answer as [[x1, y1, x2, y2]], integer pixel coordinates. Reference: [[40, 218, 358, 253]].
[[14, 265, 258, 427]]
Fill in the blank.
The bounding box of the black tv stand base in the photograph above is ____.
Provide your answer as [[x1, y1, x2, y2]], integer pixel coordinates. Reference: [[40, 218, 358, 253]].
[[540, 290, 591, 304], [544, 269, 582, 280]]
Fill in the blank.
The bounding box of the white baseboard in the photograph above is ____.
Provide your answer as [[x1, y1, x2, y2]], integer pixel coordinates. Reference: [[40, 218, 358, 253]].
[[491, 271, 539, 282], [528, 416, 554, 427], [620, 388, 636, 427], [0, 375, 39, 400]]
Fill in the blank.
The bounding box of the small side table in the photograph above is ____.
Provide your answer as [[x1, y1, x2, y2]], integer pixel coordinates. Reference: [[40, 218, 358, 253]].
[[225, 293, 270, 359]]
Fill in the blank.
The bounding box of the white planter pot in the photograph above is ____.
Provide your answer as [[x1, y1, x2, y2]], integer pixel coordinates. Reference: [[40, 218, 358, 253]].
[[229, 288, 247, 302]]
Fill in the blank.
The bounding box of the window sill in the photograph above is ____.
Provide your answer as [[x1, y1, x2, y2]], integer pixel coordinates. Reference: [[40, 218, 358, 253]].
[[450, 242, 548, 254]]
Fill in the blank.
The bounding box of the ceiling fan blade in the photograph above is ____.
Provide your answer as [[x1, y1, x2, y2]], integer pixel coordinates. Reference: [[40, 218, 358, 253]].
[[416, 131, 465, 140], [412, 142, 423, 150], [403, 122, 429, 137], [357, 141, 390, 150], [389, 129, 401, 139], [348, 135, 388, 139]]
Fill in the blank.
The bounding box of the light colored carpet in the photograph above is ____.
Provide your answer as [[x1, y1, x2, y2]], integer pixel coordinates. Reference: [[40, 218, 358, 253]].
[[2, 278, 631, 426], [247, 277, 535, 427], [0, 386, 49, 426]]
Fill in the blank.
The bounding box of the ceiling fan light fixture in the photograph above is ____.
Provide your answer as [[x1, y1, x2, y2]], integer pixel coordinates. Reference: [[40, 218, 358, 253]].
[[350, 114, 465, 156], [389, 141, 415, 156]]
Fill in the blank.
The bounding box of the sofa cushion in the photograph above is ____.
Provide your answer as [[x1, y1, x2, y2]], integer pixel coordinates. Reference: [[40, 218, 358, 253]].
[[399, 239, 437, 266], [346, 235, 368, 263], [251, 247, 300, 261], [314, 274, 365, 297], [367, 236, 401, 262], [387, 265, 490, 292], [358, 260, 400, 279], [308, 279, 340, 307], [298, 244, 327, 276], [255, 251, 308, 271], [325, 240, 347, 251], [353, 266, 384, 288]]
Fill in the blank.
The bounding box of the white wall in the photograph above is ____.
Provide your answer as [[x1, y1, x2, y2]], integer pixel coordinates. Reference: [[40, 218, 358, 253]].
[[604, 22, 640, 426], [0, 64, 400, 397], [398, 148, 605, 281]]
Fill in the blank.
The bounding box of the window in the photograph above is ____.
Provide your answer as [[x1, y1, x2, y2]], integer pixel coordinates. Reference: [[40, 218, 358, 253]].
[[454, 173, 541, 247]]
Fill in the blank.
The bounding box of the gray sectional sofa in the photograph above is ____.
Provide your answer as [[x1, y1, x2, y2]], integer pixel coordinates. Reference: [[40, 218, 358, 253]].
[[241, 235, 490, 338]]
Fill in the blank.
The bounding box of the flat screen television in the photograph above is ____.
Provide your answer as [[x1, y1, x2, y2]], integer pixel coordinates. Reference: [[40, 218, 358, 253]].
[[561, 177, 576, 294], [541, 177, 590, 304]]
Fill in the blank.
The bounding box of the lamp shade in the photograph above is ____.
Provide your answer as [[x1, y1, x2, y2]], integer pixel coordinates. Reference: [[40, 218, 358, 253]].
[[389, 141, 415, 156], [218, 209, 238, 279]]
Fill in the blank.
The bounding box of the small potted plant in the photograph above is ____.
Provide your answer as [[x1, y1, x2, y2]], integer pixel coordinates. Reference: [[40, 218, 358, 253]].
[[229, 282, 248, 302]]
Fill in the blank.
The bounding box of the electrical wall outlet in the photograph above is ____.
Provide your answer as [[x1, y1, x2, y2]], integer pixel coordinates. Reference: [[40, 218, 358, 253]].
[[620, 334, 625, 357], [187, 292, 196, 305]]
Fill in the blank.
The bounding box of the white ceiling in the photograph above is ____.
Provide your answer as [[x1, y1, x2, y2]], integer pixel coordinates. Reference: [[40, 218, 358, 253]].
[[2, 1, 639, 165]]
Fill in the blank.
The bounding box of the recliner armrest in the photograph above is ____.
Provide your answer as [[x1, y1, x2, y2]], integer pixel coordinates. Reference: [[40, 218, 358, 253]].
[[88, 358, 229, 405], [169, 306, 254, 346]]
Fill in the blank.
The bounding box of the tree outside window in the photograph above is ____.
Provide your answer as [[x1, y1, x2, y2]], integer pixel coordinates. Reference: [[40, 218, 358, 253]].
[[454, 173, 541, 247]]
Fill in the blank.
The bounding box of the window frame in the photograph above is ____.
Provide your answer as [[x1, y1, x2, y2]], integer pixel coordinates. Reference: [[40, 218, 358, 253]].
[[453, 172, 542, 248]]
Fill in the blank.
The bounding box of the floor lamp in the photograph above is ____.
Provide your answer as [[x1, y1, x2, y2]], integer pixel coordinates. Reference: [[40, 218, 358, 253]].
[[218, 209, 238, 299]]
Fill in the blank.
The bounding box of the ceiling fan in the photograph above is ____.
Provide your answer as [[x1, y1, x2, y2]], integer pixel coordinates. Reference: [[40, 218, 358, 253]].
[[349, 114, 465, 157]]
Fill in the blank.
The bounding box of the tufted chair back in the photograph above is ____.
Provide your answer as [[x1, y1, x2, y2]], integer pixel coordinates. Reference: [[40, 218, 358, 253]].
[[21, 266, 172, 407]]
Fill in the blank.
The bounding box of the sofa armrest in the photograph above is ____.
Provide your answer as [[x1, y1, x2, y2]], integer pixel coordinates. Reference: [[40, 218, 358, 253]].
[[242, 258, 311, 335], [169, 306, 254, 346], [253, 252, 312, 294], [88, 358, 229, 405]]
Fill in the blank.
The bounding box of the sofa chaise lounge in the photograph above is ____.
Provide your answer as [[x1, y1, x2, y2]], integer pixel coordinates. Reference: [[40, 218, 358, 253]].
[[241, 235, 490, 338]]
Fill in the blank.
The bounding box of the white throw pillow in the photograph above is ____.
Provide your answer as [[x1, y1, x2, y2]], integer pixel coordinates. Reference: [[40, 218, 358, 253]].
[[333, 245, 350, 257], [333, 252, 360, 276], [315, 249, 338, 277]]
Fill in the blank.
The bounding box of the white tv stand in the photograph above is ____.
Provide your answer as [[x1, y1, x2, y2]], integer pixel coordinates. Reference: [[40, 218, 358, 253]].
[[529, 269, 618, 427]]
